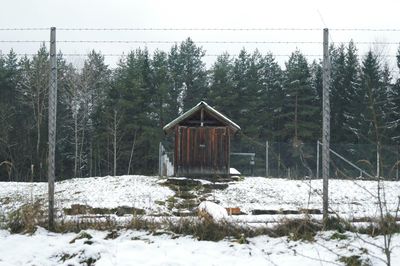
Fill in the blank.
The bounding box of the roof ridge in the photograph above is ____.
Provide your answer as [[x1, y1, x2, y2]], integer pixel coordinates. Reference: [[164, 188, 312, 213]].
[[163, 101, 240, 133]]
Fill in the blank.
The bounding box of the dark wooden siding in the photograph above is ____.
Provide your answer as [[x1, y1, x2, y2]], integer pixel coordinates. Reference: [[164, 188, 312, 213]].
[[175, 126, 230, 176]]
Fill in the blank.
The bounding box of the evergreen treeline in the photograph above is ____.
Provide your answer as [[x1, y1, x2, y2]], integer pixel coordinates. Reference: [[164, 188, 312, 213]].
[[1, 38, 400, 181]]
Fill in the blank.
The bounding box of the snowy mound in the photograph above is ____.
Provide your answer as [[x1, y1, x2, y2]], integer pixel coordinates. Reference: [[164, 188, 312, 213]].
[[198, 201, 228, 222]]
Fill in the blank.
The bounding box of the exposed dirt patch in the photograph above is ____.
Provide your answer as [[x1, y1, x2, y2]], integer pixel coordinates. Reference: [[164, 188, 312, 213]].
[[63, 204, 145, 216], [0, 197, 12, 205]]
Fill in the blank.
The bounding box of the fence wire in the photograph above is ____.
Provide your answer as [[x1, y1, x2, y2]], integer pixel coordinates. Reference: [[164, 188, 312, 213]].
[[161, 133, 400, 180]]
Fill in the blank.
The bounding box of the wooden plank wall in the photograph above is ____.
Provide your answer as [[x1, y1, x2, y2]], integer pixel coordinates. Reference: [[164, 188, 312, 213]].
[[175, 126, 229, 176]]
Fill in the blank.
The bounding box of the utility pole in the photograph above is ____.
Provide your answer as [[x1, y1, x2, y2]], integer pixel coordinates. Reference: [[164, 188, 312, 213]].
[[48, 27, 57, 231], [322, 28, 331, 224]]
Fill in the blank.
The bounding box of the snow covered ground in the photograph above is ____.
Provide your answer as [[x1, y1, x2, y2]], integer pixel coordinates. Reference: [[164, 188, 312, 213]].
[[1, 175, 399, 221], [213, 177, 400, 220], [1, 175, 400, 265], [0, 227, 398, 266], [0, 175, 174, 216]]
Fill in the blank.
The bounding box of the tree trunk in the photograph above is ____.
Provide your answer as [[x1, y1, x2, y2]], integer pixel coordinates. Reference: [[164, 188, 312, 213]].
[[90, 140, 93, 177], [294, 93, 298, 143], [127, 130, 137, 175], [74, 113, 78, 178], [36, 99, 41, 181], [113, 110, 117, 177]]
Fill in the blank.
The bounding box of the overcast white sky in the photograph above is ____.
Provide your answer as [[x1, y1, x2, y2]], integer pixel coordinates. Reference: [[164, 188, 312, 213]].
[[1, 0, 400, 70]]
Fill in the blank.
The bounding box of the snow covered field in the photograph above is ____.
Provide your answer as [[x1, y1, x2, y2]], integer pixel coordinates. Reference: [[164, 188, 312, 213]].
[[0, 175, 174, 216], [0, 227, 399, 266], [213, 177, 400, 220], [1, 175, 400, 265], [1, 175, 399, 220]]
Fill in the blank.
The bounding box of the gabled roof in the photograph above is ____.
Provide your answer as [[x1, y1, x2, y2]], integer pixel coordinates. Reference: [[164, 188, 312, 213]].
[[163, 101, 241, 134]]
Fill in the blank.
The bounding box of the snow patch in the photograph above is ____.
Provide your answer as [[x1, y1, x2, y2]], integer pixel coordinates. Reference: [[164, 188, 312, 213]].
[[0, 229, 399, 266], [198, 201, 229, 222], [229, 167, 241, 175]]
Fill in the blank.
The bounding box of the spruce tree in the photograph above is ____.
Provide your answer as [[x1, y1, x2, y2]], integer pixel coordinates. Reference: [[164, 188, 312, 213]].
[[0, 51, 19, 180], [343, 41, 363, 143], [281, 50, 319, 145], [178, 38, 207, 111], [257, 52, 284, 141], [55, 53, 77, 178], [167, 38, 207, 113], [361, 50, 385, 144], [208, 52, 236, 117], [109, 48, 159, 175], [167, 44, 184, 117], [329, 44, 348, 143], [80, 51, 111, 177], [152, 50, 174, 128], [232, 49, 257, 136], [381, 63, 396, 143], [390, 47, 400, 143], [309, 59, 323, 140]]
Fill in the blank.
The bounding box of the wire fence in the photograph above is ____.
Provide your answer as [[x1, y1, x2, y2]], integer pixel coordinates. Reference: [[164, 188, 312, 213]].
[[2, 27, 400, 180], [161, 137, 400, 180], [1, 27, 400, 69], [329, 143, 400, 179]]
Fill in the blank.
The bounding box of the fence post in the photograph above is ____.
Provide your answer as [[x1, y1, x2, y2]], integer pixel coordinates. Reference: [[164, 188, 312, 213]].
[[48, 27, 57, 231], [250, 155, 255, 176], [322, 28, 331, 224], [159, 142, 162, 177]]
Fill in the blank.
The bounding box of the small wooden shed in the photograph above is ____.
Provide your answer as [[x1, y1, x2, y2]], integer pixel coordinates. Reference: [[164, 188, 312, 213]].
[[163, 101, 240, 177]]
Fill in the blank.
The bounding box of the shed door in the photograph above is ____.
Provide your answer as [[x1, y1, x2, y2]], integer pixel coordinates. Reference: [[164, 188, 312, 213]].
[[177, 126, 229, 176]]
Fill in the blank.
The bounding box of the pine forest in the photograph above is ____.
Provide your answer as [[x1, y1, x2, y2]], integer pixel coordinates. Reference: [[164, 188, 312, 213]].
[[1, 38, 400, 181]]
